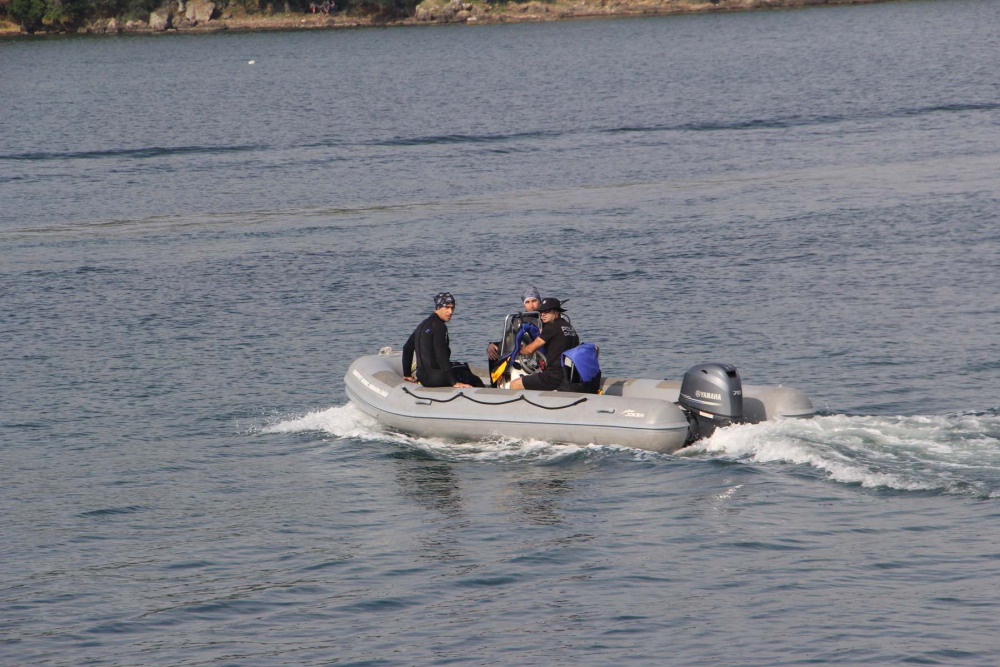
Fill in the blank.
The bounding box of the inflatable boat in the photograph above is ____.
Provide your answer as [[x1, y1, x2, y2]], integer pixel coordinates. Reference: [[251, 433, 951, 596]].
[[344, 313, 814, 454]]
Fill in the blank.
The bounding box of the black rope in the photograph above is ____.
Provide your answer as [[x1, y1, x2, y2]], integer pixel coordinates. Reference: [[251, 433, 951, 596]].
[[401, 386, 465, 403], [402, 385, 588, 410], [521, 395, 588, 410], [458, 393, 526, 406]]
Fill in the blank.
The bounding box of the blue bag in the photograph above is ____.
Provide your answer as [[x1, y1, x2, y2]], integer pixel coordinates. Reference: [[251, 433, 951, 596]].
[[562, 343, 601, 383]]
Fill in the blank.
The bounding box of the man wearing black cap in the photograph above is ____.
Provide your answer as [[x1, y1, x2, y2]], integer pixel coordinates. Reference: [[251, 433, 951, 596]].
[[509, 297, 579, 391], [402, 292, 481, 388]]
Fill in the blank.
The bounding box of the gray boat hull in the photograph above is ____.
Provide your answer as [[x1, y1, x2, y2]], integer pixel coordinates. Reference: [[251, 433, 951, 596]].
[[345, 350, 813, 454]]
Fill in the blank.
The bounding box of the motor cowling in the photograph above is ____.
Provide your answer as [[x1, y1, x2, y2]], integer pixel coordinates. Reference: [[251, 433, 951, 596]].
[[678, 363, 744, 443]]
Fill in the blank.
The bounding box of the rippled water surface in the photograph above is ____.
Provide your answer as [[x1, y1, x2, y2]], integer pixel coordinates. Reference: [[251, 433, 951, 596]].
[[2, 1, 1000, 664]]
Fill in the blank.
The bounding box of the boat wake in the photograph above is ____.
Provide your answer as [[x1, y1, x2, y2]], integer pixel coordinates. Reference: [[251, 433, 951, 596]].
[[263, 403, 390, 441], [261, 403, 623, 463], [686, 409, 1000, 497], [264, 404, 1000, 496]]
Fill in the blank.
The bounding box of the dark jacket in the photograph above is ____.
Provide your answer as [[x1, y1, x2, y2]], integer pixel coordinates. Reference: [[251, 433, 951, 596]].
[[540, 316, 579, 380], [402, 313, 455, 387]]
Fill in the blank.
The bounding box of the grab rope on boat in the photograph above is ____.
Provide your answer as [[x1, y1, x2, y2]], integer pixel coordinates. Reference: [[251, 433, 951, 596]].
[[402, 386, 588, 410]]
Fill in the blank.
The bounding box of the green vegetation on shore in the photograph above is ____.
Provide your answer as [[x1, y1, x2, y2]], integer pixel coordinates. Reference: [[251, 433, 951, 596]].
[[0, 0, 414, 33], [0, 0, 898, 35]]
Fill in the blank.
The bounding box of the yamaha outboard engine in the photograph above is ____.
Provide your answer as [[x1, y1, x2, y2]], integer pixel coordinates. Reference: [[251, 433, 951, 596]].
[[678, 363, 744, 443]]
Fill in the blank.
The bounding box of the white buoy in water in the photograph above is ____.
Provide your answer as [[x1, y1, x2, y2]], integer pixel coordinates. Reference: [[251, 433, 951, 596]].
[[248, 60, 256, 65]]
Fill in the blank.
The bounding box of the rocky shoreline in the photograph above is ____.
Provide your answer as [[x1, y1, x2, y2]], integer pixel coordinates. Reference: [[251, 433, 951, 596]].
[[1, 0, 897, 37]]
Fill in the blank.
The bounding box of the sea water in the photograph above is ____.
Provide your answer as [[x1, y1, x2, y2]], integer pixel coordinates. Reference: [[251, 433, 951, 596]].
[[2, 1, 1000, 664]]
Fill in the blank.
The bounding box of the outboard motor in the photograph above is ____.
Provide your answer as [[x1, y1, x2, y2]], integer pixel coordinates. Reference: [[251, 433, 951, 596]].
[[678, 363, 744, 443]]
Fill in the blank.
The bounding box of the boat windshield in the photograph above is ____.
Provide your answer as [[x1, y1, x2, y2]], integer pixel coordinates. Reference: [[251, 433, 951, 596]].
[[497, 311, 541, 360]]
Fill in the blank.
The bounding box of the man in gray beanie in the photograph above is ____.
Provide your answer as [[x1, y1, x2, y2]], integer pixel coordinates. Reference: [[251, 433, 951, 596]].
[[519, 285, 541, 311], [487, 285, 542, 361]]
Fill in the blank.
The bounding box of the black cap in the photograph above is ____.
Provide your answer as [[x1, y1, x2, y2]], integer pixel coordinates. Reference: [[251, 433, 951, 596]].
[[434, 292, 456, 309], [538, 297, 566, 313]]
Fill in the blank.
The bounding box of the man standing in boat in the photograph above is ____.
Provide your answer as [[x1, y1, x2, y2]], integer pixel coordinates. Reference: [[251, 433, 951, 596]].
[[508, 297, 579, 391], [402, 292, 482, 388]]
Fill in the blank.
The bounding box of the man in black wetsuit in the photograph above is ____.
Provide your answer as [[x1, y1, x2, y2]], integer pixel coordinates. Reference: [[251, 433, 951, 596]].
[[402, 292, 483, 388], [509, 297, 579, 391]]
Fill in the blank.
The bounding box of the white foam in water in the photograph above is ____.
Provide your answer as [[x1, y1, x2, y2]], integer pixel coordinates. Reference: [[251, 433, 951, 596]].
[[262, 403, 602, 463], [262, 403, 385, 440], [264, 404, 1000, 492], [409, 432, 589, 463], [689, 411, 1000, 495]]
